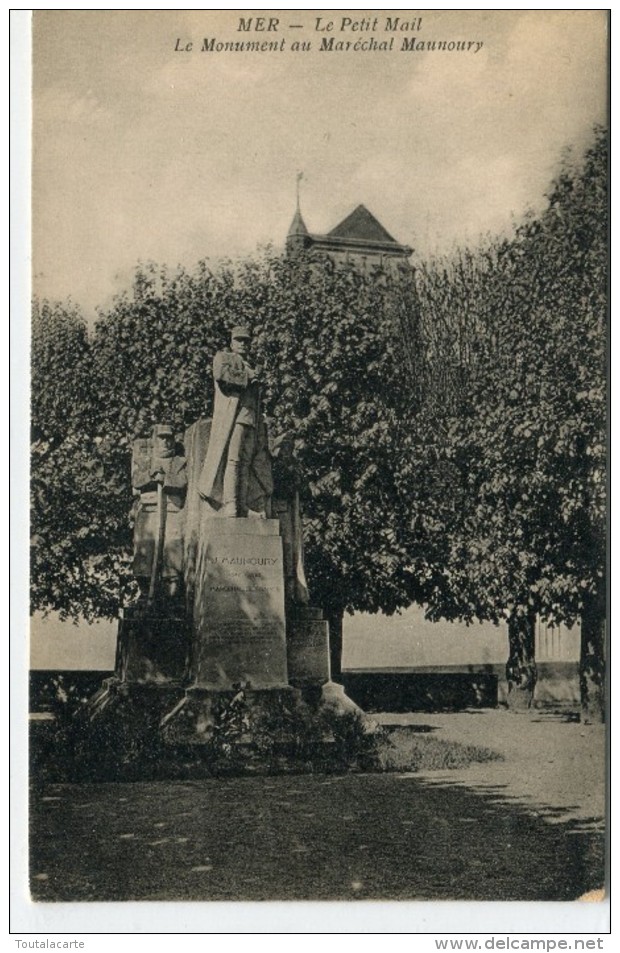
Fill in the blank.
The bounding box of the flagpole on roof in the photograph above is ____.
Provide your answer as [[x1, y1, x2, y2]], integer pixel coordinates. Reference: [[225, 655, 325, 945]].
[[296, 171, 304, 212]]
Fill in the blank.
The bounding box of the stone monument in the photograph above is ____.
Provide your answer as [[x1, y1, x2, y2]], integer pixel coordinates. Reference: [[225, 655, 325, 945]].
[[114, 424, 190, 686], [189, 326, 289, 692], [91, 325, 366, 761]]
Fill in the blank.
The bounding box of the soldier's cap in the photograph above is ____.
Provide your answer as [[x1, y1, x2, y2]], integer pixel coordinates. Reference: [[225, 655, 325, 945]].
[[152, 423, 175, 437], [230, 325, 251, 339]]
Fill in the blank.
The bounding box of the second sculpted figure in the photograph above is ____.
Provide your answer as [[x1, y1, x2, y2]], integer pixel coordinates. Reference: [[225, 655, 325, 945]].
[[132, 423, 187, 606], [198, 326, 272, 517]]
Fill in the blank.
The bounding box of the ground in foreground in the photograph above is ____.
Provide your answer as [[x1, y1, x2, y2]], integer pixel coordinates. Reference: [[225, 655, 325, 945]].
[[31, 770, 602, 902]]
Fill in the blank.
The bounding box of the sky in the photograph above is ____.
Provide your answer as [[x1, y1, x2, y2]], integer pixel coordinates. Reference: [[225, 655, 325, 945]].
[[31, 9, 608, 324]]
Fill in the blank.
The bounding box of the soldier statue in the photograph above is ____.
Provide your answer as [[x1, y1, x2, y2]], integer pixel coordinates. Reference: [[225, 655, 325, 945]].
[[198, 325, 272, 517], [132, 423, 187, 607]]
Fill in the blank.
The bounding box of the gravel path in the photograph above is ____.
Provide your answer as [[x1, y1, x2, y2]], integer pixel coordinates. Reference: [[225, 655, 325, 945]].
[[376, 709, 606, 831]]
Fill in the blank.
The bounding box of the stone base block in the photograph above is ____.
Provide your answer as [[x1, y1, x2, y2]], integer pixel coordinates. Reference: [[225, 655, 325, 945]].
[[286, 607, 330, 687], [116, 608, 190, 685], [79, 677, 377, 778], [87, 676, 184, 723], [317, 681, 380, 733], [160, 686, 301, 746]]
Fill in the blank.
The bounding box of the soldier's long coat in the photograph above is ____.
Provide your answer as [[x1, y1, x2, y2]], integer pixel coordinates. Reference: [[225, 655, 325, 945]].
[[198, 350, 272, 509], [197, 369, 244, 506]]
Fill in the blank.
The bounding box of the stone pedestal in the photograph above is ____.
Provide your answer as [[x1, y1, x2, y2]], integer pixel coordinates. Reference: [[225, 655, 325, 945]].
[[191, 517, 289, 690], [84, 497, 374, 770], [116, 607, 190, 685], [286, 606, 331, 688]]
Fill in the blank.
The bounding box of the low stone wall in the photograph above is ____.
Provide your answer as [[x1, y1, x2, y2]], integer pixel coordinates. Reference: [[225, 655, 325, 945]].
[[345, 661, 580, 712], [343, 671, 499, 712]]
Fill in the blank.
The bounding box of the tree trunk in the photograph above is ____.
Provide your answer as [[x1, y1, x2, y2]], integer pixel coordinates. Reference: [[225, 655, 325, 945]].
[[505, 608, 537, 710], [326, 608, 344, 683], [580, 589, 606, 724]]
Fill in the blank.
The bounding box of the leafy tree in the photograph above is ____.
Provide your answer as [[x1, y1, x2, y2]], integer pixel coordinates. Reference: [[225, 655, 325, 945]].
[[400, 128, 607, 718], [251, 255, 424, 676], [31, 299, 128, 619]]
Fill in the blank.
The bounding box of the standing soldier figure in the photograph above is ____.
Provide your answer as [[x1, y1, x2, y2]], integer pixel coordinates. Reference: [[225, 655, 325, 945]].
[[199, 325, 271, 517], [132, 423, 187, 608]]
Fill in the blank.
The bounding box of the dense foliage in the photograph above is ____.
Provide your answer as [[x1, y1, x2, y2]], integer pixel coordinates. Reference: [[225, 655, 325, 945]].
[[401, 128, 607, 710], [31, 128, 607, 714], [31, 300, 128, 618], [31, 256, 424, 631]]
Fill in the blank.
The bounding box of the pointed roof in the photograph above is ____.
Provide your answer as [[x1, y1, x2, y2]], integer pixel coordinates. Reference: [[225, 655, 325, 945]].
[[286, 200, 413, 263], [287, 208, 309, 238], [327, 204, 398, 245]]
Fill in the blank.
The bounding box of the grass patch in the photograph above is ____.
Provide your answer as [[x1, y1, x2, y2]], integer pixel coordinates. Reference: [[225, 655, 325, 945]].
[[377, 727, 503, 772]]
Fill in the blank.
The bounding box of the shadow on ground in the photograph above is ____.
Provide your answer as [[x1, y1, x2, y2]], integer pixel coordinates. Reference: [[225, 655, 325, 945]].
[[30, 773, 604, 902]]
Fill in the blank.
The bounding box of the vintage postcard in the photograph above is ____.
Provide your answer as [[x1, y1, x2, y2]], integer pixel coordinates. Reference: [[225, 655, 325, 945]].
[[19, 7, 609, 935]]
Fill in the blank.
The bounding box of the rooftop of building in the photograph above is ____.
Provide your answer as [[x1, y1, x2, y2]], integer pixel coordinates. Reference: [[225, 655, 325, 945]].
[[287, 203, 413, 258]]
